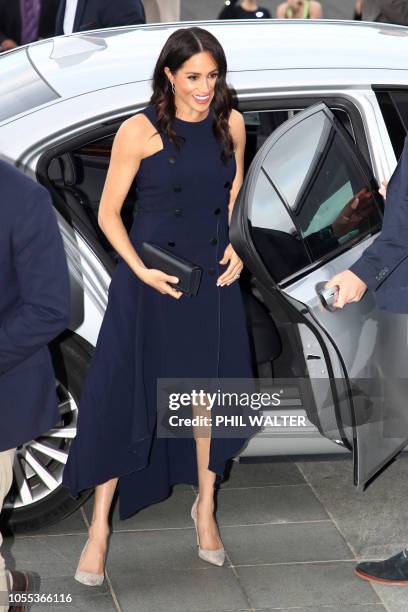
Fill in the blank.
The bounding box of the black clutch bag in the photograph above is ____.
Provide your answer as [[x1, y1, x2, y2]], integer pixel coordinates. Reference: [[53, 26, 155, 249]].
[[140, 242, 203, 297]]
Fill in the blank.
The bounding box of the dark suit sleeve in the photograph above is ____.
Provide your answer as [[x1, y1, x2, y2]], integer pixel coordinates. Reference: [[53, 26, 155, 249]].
[[350, 136, 408, 290], [54, 0, 64, 36], [0, 184, 70, 375], [101, 0, 145, 27], [0, 0, 16, 44]]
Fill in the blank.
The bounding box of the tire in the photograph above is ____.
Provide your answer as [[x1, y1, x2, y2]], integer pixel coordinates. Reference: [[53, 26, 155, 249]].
[[4, 332, 94, 534]]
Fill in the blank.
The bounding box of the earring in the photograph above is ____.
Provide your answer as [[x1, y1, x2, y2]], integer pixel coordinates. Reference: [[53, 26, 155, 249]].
[[171, 82, 176, 94]]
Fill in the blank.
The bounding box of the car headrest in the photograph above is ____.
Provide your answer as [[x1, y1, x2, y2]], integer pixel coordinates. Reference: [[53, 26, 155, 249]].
[[59, 153, 78, 186]]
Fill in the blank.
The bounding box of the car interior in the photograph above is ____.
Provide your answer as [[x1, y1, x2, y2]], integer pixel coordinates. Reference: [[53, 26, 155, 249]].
[[40, 100, 384, 425]]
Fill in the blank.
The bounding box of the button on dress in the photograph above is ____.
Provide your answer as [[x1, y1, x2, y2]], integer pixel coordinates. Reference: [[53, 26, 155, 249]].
[[62, 105, 258, 520]]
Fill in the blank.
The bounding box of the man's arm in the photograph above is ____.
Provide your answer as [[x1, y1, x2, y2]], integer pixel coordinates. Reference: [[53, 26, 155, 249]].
[[325, 224, 398, 309], [326, 137, 408, 307], [101, 0, 146, 27], [349, 144, 408, 290], [0, 183, 70, 375], [348, 232, 407, 291]]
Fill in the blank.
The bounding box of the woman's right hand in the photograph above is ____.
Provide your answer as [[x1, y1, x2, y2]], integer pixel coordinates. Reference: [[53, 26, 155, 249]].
[[137, 268, 183, 299]]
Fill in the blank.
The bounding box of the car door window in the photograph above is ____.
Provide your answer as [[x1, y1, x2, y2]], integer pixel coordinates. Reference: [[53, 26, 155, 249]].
[[375, 88, 408, 158], [249, 170, 310, 282], [248, 106, 383, 282], [243, 107, 354, 172]]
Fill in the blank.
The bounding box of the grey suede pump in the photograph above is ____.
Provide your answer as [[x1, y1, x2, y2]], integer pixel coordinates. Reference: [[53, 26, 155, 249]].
[[191, 495, 225, 567], [74, 538, 106, 586]]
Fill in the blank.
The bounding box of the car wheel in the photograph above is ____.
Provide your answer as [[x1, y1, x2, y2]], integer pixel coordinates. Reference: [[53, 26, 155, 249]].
[[4, 332, 94, 534]]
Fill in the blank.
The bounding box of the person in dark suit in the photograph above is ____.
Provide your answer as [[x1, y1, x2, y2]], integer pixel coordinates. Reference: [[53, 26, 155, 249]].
[[325, 136, 408, 584], [0, 0, 59, 52], [55, 0, 145, 36], [0, 160, 70, 607]]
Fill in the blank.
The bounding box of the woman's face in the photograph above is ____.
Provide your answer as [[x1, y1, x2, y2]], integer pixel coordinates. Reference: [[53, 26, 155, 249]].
[[165, 51, 219, 116]]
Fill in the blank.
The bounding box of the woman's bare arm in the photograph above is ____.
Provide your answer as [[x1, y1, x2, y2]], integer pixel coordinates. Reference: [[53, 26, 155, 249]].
[[310, 1, 323, 18], [98, 115, 182, 298], [276, 3, 288, 18], [98, 115, 148, 276], [216, 109, 246, 287]]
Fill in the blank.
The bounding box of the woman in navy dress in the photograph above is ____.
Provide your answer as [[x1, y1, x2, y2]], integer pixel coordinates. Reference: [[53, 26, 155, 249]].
[[62, 26, 257, 585]]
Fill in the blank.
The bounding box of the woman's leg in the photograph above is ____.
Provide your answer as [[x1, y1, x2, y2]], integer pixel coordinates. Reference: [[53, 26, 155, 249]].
[[193, 401, 223, 550], [77, 477, 118, 573]]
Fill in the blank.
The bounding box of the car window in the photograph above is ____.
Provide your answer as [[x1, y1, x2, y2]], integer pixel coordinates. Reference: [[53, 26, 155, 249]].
[[48, 133, 136, 260], [243, 108, 354, 173], [71, 135, 115, 219], [249, 170, 310, 283], [249, 109, 382, 281], [374, 89, 408, 158]]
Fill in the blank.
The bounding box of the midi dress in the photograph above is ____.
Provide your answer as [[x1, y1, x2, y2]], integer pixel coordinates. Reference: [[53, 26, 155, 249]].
[[62, 104, 258, 520]]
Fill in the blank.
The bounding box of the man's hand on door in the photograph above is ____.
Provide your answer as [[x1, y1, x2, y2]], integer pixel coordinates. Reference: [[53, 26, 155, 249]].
[[325, 271, 367, 309]]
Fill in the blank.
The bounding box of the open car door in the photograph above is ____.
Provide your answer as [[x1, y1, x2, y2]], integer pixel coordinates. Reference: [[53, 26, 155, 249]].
[[231, 103, 408, 489]]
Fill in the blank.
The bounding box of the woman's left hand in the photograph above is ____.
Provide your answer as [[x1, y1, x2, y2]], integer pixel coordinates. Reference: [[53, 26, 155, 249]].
[[217, 243, 244, 286]]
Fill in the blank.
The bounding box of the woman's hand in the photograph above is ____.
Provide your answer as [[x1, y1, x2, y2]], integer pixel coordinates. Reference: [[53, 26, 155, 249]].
[[137, 267, 183, 299], [217, 243, 244, 286]]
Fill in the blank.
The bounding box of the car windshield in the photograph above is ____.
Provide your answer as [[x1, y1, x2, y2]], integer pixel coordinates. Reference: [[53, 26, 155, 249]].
[[0, 47, 59, 124]]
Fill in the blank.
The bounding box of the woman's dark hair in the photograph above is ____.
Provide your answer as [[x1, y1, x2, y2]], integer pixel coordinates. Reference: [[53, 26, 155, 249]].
[[151, 27, 234, 163]]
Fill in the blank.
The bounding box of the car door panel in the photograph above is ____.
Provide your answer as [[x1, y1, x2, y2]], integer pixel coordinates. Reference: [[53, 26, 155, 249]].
[[231, 102, 408, 488]]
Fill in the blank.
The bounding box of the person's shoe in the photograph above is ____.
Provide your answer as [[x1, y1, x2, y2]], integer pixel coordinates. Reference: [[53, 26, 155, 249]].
[[191, 494, 225, 567], [7, 569, 41, 611], [355, 549, 408, 584], [74, 531, 109, 586]]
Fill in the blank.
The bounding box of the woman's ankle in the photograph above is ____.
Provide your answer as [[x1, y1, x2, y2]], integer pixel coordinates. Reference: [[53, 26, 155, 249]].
[[88, 522, 110, 540], [197, 496, 215, 514]]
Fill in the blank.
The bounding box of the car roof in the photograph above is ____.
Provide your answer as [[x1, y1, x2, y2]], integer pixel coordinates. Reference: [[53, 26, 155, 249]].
[[25, 19, 408, 99]]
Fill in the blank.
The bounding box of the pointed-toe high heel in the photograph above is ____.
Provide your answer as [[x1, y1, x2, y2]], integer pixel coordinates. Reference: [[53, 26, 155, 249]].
[[74, 535, 108, 586], [191, 494, 225, 567]]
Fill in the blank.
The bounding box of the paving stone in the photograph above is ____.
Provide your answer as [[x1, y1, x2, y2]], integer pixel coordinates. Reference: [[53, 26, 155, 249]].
[[296, 455, 408, 557], [223, 521, 352, 566], [216, 485, 328, 526], [236, 562, 381, 609]]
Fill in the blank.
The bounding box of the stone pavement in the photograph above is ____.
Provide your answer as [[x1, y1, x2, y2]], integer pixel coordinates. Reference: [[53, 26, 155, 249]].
[[4, 453, 408, 611]]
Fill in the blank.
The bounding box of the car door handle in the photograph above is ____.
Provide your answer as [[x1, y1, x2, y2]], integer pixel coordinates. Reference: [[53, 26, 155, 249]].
[[316, 282, 339, 311]]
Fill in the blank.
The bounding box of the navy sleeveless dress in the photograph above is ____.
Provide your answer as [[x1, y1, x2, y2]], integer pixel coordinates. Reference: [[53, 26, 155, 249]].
[[62, 105, 257, 520]]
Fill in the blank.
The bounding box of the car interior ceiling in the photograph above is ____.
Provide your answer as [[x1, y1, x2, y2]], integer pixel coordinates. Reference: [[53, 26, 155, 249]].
[[46, 105, 355, 393]]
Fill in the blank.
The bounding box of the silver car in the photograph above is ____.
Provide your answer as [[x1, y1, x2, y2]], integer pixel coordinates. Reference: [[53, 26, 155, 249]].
[[1, 18, 407, 531]]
